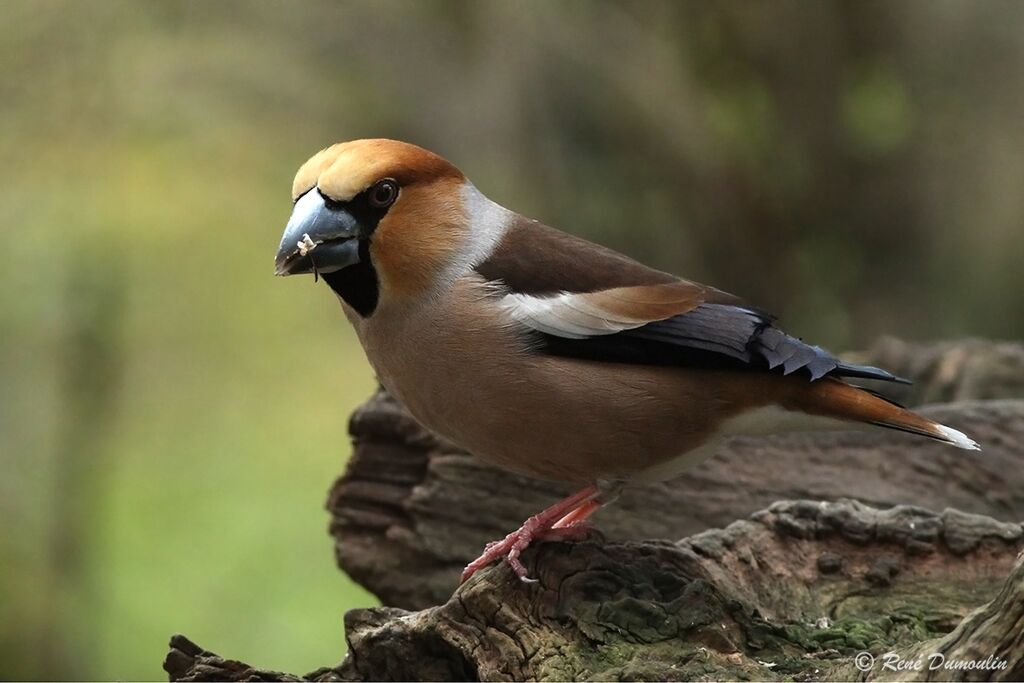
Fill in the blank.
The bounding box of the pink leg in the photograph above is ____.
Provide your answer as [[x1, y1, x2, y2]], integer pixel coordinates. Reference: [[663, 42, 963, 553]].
[[461, 485, 600, 584], [551, 499, 601, 529]]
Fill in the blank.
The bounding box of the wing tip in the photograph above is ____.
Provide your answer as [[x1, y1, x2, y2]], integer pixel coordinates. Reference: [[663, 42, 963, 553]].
[[834, 361, 913, 385]]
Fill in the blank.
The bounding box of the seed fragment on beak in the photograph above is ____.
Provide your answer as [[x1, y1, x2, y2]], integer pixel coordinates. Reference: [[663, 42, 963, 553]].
[[297, 233, 318, 257]]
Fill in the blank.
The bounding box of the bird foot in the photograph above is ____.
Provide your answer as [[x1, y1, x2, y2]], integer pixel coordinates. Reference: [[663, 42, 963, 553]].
[[460, 484, 603, 584], [461, 514, 549, 583]]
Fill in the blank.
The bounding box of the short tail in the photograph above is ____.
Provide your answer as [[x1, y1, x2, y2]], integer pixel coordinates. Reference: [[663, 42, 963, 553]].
[[787, 379, 981, 450]]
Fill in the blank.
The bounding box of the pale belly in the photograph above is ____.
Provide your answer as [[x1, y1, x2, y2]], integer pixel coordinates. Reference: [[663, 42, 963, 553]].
[[348, 293, 765, 484]]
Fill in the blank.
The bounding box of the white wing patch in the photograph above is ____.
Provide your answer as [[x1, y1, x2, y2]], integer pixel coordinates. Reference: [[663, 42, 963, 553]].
[[501, 292, 652, 339]]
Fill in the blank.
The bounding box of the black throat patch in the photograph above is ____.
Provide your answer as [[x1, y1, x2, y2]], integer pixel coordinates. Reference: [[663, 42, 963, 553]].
[[322, 240, 379, 317], [317, 184, 393, 317]]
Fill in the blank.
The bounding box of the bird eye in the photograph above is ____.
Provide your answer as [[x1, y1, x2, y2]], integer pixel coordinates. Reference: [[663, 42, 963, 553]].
[[368, 179, 399, 208]]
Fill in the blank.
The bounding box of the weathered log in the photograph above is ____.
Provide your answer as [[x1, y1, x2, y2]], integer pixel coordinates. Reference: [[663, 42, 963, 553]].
[[330, 396, 1024, 609], [167, 500, 1024, 681], [163, 634, 340, 682], [335, 500, 1024, 681]]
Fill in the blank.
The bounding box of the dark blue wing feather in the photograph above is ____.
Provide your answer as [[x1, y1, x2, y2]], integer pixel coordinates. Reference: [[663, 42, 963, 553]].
[[539, 303, 909, 384]]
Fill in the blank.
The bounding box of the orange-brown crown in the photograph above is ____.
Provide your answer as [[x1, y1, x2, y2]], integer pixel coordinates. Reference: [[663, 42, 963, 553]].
[[292, 139, 464, 202]]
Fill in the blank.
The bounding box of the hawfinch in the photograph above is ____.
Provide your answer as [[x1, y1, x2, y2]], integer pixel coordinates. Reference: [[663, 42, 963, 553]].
[[274, 139, 979, 583]]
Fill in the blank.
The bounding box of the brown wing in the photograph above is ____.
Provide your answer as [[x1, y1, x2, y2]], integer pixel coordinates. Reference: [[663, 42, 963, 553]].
[[478, 215, 906, 383], [476, 215, 742, 302]]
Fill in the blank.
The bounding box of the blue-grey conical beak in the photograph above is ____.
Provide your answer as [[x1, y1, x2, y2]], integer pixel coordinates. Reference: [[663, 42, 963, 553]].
[[275, 190, 363, 276]]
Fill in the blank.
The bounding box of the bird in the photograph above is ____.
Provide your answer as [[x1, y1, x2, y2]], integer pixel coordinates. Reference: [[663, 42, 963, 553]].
[[274, 138, 980, 583]]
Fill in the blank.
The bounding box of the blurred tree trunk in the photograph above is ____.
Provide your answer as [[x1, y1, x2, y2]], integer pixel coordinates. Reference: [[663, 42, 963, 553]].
[[40, 240, 125, 678]]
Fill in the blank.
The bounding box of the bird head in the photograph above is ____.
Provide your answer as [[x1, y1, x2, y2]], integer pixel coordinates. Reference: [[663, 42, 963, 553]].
[[275, 139, 497, 316]]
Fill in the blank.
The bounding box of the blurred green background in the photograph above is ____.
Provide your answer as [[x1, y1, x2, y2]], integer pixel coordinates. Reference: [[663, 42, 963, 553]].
[[2, 0, 1023, 679]]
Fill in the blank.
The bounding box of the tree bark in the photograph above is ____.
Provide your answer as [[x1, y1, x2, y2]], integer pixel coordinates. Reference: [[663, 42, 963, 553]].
[[165, 339, 1024, 681], [167, 499, 1024, 681]]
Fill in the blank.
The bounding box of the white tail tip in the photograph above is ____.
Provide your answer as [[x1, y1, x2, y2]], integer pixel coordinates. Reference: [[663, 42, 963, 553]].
[[936, 424, 981, 451]]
